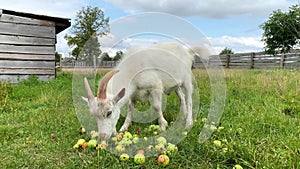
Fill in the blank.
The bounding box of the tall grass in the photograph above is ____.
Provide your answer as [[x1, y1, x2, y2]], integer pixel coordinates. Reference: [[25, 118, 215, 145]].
[[0, 69, 299, 168]]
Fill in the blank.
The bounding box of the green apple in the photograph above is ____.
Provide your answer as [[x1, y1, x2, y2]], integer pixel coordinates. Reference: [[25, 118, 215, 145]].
[[73, 144, 79, 149], [157, 154, 170, 167], [91, 131, 99, 139], [134, 153, 145, 164], [119, 138, 132, 146], [76, 139, 86, 146], [115, 145, 125, 152], [233, 164, 243, 169], [156, 136, 167, 145], [123, 131, 133, 139], [167, 143, 178, 155], [87, 139, 97, 148], [213, 140, 222, 148], [132, 137, 139, 144], [119, 153, 130, 161], [111, 136, 118, 142]]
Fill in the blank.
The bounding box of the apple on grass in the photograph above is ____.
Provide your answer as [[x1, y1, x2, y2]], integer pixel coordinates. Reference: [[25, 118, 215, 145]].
[[119, 153, 130, 161], [81, 142, 88, 149], [167, 143, 178, 155], [134, 153, 145, 164], [76, 139, 86, 146], [157, 154, 170, 167], [115, 145, 126, 152], [87, 139, 97, 148], [96, 141, 108, 150], [156, 136, 167, 145], [123, 131, 133, 139]]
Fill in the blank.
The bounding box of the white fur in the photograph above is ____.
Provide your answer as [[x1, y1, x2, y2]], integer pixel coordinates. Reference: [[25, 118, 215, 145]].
[[84, 42, 210, 140]]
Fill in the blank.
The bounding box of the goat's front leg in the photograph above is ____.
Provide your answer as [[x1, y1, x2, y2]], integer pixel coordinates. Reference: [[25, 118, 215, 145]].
[[119, 100, 134, 132], [151, 89, 168, 131]]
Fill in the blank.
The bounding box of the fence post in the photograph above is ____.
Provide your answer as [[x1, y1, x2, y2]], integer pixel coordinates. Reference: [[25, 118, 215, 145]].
[[250, 52, 255, 69], [280, 53, 286, 69], [225, 54, 230, 68]]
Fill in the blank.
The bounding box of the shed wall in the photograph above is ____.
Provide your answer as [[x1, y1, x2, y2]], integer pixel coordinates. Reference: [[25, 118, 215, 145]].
[[0, 13, 56, 83]]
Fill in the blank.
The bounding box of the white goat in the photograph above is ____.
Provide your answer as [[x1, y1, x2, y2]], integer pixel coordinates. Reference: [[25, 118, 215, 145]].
[[83, 42, 207, 140]]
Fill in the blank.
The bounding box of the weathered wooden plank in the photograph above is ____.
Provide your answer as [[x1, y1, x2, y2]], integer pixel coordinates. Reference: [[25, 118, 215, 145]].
[[0, 13, 55, 27], [0, 22, 55, 38], [285, 57, 300, 61], [0, 44, 54, 55], [0, 74, 54, 83], [0, 68, 55, 75], [0, 53, 54, 61], [0, 34, 55, 45], [0, 60, 54, 68]]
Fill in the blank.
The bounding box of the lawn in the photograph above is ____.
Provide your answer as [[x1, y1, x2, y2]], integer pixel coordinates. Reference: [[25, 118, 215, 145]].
[[0, 69, 300, 168]]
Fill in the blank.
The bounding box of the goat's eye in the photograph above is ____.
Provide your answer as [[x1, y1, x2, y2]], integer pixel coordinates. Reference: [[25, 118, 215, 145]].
[[106, 111, 112, 118]]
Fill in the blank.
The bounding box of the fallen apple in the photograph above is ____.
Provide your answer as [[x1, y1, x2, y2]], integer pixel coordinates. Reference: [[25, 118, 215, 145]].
[[119, 153, 130, 161], [157, 154, 170, 167], [156, 136, 167, 145], [76, 139, 86, 146], [134, 153, 145, 164], [87, 139, 97, 148]]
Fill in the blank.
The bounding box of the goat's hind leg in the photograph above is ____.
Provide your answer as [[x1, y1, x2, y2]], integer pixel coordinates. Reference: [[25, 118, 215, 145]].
[[151, 89, 168, 131], [119, 100, 134, 132], [184, 80, 193, 128]]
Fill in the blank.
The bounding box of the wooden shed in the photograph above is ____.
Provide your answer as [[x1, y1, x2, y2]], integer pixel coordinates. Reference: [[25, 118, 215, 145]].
[[0, 9, 70, 83]]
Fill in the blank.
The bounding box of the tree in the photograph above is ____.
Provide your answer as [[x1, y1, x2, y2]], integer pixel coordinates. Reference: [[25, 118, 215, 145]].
[[113, 51, 123, 61], [65, 6, 109, 63], [55, 52, 61, 63], [219, 47, 234, 55], [101, 52, 112, 61], [261, 4, 300, 54]]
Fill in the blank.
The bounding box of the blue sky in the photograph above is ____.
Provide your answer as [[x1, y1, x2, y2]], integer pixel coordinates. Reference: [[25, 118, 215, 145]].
[[0, 0, 299, 56]]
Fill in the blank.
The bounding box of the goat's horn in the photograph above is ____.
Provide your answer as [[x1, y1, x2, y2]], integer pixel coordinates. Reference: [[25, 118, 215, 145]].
[[98, 70, 119, 100], [84, 77, 94, 101]]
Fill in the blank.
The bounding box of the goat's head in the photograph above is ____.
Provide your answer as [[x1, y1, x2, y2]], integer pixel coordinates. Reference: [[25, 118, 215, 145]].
[[83, 70, 125, 140]]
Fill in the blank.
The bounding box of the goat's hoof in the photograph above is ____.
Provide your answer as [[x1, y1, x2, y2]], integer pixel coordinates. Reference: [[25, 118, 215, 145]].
[[119, 127, 127, 132], [185, 121, 193, 129], [159, 121, 168, 131]]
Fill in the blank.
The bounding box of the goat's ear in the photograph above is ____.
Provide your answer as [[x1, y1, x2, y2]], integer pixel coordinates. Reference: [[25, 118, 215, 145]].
[[114, 88, 125, 103]]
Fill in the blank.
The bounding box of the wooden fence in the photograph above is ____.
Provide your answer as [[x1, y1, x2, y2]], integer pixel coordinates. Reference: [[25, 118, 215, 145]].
[[193, 50, 300, 69], [59, 50, 300, 70]]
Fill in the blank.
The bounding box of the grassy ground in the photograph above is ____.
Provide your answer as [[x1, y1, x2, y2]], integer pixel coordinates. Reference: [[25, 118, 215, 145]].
[[0, 69, 300, 168]]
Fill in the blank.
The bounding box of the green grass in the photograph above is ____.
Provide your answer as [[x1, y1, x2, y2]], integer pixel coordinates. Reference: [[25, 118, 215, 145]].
[[0, 69, 300, 168]]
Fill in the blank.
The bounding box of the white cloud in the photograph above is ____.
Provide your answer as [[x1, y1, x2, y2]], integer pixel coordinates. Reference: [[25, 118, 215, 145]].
[[107, 0, 294, 18], [0, 0, 85, 18], [0, 0, 90, 57], [208, 36, 264, 53]]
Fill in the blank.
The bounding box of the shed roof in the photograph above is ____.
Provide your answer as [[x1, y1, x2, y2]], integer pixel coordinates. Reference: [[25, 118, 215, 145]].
[[0, 9, 71, 33]]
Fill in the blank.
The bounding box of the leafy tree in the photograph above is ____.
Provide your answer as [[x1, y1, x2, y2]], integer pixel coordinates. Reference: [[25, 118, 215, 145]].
[[113, 51, 123, 61], [65, 6, 109, 63], [55, 52, 61, 63], [261, 4, 300, 54], [102, 52, 112, 61], [219, 47, 234, 55]]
